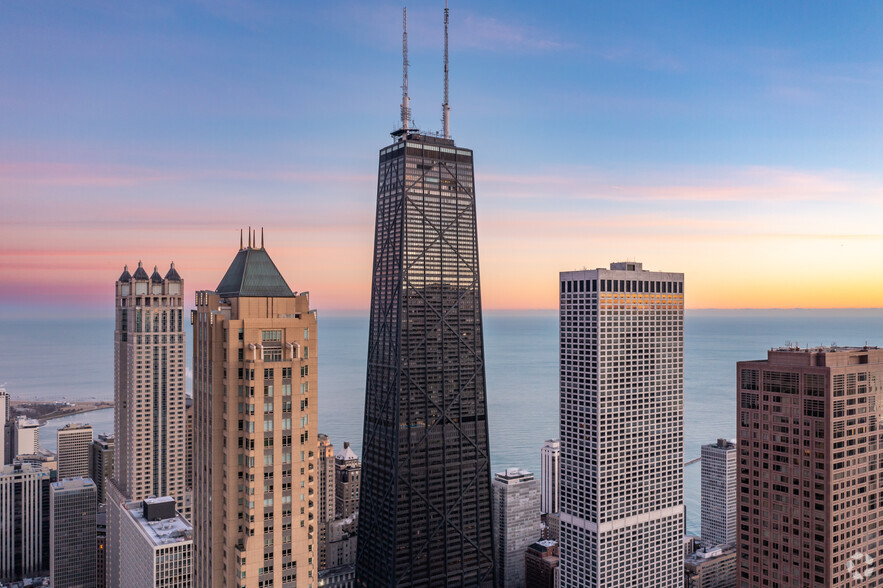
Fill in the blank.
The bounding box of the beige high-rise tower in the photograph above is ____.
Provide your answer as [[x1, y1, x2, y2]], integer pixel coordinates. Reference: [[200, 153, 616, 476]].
[[193, 235, 318, 588], [57, 423, 92, 480], [107, 261, 187, 587]]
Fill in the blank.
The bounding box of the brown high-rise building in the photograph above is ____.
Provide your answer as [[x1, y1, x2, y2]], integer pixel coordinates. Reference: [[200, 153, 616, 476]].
[[193, 237, 318, 588], [524, 540, 559, 588], [737, 346, 883, 587], [107, 261, 187, 587]]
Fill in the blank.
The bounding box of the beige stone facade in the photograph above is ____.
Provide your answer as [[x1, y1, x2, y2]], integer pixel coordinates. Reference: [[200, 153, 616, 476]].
[[193, 244, 318, 588]]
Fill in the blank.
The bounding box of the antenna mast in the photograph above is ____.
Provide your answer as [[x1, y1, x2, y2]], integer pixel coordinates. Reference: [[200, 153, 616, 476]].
[[401, 7, 410, 131], [442, 1, 450, 139]]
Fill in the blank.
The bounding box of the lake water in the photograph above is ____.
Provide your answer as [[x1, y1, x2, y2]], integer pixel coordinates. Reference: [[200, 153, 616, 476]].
[[3, 308, 882, 536]]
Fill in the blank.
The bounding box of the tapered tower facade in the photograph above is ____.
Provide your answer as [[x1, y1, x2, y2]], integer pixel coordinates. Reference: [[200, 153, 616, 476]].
[[355, 10, 495, 585], [193, 238, 318, 588]]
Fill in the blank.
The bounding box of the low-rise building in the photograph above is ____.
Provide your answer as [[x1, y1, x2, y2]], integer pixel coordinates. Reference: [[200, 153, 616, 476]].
[[685, 545, 737, 588]]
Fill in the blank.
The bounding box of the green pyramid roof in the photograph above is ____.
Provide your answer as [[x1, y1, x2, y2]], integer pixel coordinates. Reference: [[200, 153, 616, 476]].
[[216, 247, 294, 298]]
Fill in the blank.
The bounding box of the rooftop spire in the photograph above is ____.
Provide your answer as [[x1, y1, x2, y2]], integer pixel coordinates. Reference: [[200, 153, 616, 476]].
[[442, 1, 450, 139], [401, 7, 410, 131]]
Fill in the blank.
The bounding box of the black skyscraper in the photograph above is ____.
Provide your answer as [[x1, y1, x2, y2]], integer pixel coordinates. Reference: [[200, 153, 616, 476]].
[[355, 10, 495, 586]]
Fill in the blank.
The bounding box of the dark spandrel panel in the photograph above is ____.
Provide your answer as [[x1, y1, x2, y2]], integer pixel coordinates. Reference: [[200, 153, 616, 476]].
[[357, 138, 496, 587]]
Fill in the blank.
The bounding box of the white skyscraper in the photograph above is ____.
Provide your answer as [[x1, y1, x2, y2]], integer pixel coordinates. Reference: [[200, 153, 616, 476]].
[[700, 438, 737, 549], [558, 262, 684, 587], [492, 468, 541, 588], [118, 496, 193, 588], [540, 439, 560, 515]]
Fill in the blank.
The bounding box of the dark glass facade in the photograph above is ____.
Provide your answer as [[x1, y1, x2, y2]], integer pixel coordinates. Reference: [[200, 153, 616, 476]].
[[356, 133, 495, 586]]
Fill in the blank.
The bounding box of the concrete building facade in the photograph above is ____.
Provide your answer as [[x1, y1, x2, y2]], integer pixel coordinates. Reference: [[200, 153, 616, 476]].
[[118, 496, 192, 588], [91, 434, 114, 504], [700, 438, 736, 549], [559, 262, 685, 587], [540, 439, 560, 515], [685, 545, 737, 588], [0, 463, 50, 582], [49, 477, 97, 588], [737, 346, 883, 587], [56, 423, 92, 481], [13, 418, 39, 458], [493, 468, 541, 588], [193, 240, 318, 588]]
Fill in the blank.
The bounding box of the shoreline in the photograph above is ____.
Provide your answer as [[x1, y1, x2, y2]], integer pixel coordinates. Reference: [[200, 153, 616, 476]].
[[10, 400, 114, 423]]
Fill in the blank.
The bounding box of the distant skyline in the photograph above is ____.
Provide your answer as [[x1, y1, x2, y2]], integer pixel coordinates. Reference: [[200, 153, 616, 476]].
[[2, 1, 883, 314]]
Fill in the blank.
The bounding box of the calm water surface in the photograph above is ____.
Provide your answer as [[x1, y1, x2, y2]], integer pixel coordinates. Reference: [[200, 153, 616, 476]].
[[3, 309, 882, 536]]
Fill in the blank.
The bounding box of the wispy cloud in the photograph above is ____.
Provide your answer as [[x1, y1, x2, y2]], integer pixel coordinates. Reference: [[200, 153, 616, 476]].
[[479, 165, 882, 204]]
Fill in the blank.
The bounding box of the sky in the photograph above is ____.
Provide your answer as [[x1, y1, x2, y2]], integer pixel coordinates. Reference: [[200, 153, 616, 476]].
[[2, 0, 883, 315]]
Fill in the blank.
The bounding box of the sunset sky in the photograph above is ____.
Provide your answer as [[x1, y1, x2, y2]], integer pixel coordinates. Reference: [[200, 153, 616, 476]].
[[2, 1, 883, 315]]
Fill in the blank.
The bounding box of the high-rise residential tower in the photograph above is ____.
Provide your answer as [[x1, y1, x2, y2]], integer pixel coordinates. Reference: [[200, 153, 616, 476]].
[[193, 238, 318, 588], [118, 496, 193, 588], [0, 463, 50, 582], [50, 477, 97, 588], [558, 262, 684, 587], [334, 442, 360, 520], [700, 438, 736, 549], [318, 434, 336, 570], [13, 417, 40, 457], [0, 387, 9, 465], [107, 261, 187, 587], [91, 433, 114, 504], [57, 422, 92, 480], [540, 439, 560, 515], [492, 468, 541, 588], [356, 8, 496, 586], [737, 346, 883, 587]]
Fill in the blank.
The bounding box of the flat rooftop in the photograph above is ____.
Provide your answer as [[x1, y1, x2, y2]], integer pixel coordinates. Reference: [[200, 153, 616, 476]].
[[123, 499, 192, 547]]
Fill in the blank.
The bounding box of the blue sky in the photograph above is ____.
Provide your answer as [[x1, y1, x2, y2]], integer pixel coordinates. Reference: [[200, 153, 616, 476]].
[[2, 1, 883, 312]]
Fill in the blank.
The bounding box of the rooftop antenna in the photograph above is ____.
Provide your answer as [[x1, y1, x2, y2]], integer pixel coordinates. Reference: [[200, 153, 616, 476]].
[[401, 7, 411, 132], [261, 227, 264, 249], [442, 1, 450, 139], [240, 229, 244, 250], [248, 226, 252, 248]]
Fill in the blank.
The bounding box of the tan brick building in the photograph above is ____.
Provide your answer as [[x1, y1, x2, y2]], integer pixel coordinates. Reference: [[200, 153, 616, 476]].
[[193, 238, 318, 588]]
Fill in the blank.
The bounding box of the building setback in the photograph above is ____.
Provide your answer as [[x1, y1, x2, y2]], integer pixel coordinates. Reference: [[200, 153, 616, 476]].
[[107, 261, 188, 587], [540, 440, 560, 515], [57, 423, 92, 481], [0, 463, 50, 582], [91, 434, 114, 505], [493, 468, 541, 588], [737, 346, 883, 587], [558, 262, 685, 587], [193, 239, 318, 588], [118, 496, 192, 588], [50, 477, 97, 588], [701, 438, 736, 549]]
